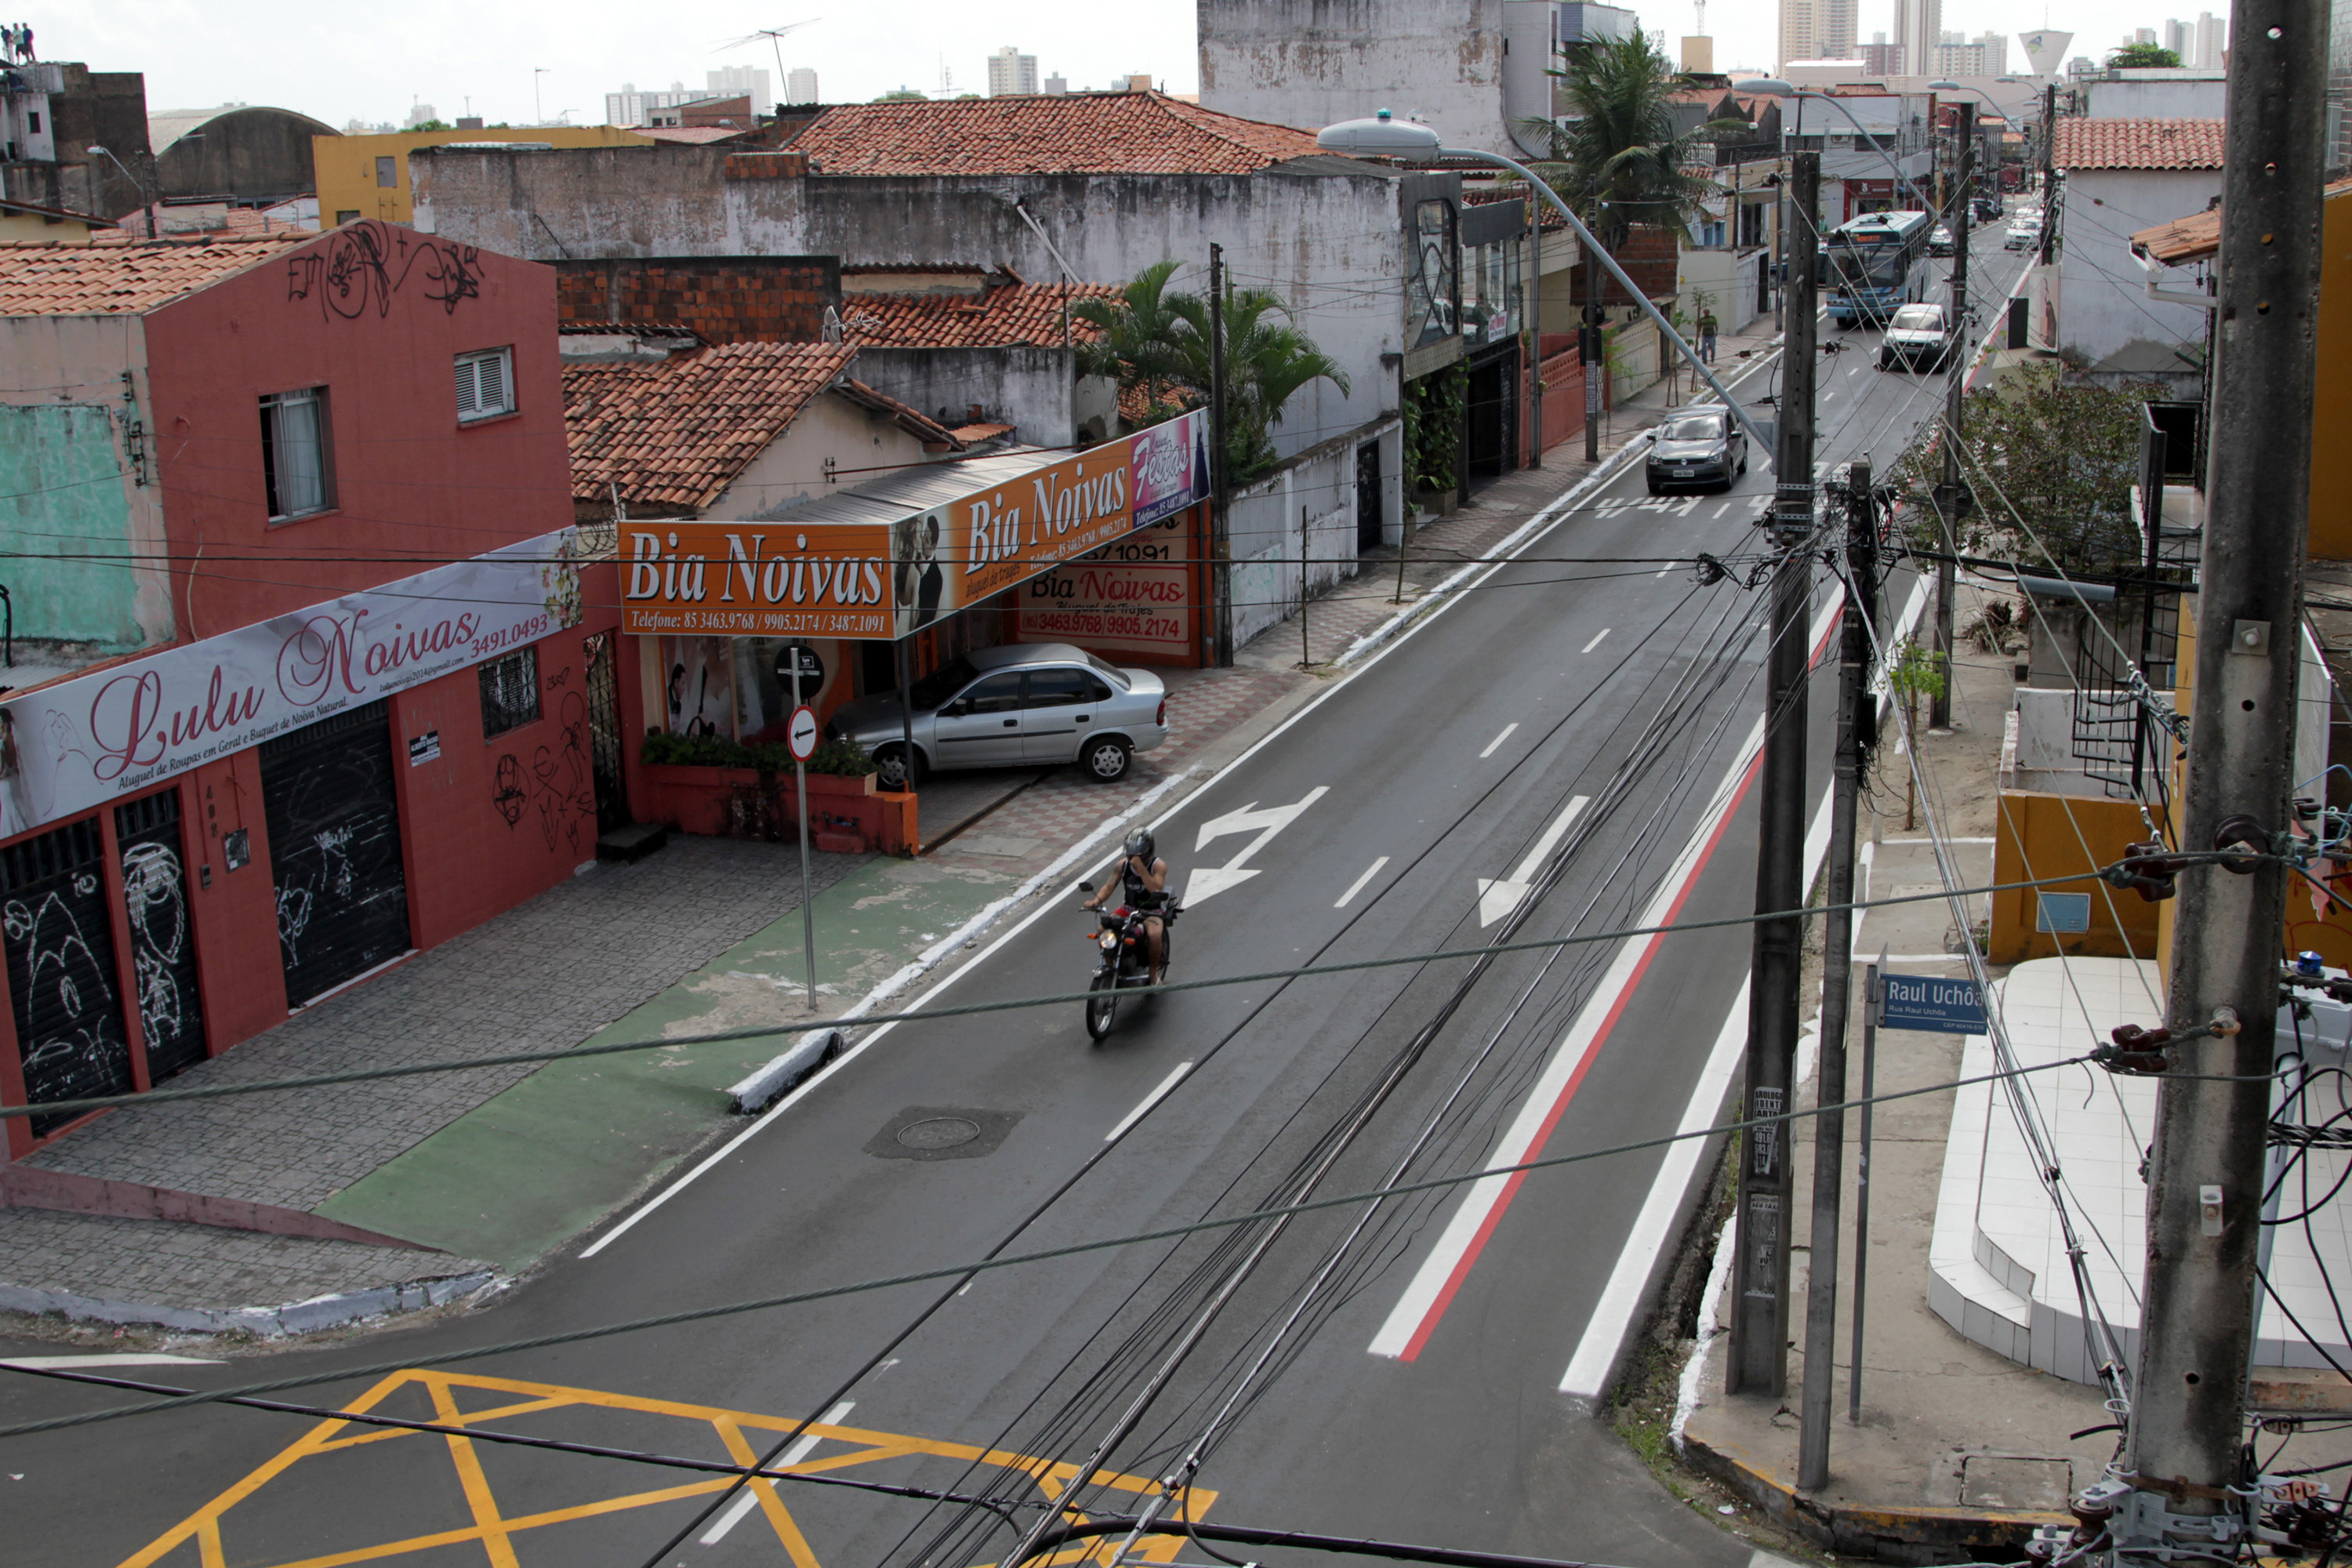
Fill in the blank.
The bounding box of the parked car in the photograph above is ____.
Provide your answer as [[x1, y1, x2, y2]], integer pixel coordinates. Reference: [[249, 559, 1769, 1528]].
[[2004, 218, 2042, 252], [1974, 194, 2003, 223], [1877, 303, 1955, 372], [1645, 405, 1748, 494], [1928, 224, 1956, 256], [826, 643, 1168, 787]]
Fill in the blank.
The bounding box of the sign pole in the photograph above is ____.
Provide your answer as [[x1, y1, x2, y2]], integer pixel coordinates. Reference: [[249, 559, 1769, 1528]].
[[787, 644, 820, 1011], [1849, 953, 1883, 1423]]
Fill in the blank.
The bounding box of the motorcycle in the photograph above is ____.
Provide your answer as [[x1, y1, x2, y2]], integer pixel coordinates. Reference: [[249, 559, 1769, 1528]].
[[1076, 881, 1178, 1041]]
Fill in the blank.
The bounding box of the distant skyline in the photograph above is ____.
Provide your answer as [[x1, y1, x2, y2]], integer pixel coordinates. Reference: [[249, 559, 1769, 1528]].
[[44, 1, 2201, 136]]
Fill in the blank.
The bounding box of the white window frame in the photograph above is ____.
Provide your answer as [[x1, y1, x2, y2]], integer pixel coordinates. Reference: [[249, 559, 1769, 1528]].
[[260, 387, 335, 522], [454, 346, 516, 424]]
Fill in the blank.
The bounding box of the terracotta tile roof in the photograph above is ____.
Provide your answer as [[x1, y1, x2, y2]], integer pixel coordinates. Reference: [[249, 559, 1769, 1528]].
[[0, 234, 307, 315], [2053, 117, 2227, 171], [563, 343, 963, 511], [788, 90, 1328, 177], [838, 278, 1119, 348], [2132, 176, 2352, 263], [637, 125, 751, 145]]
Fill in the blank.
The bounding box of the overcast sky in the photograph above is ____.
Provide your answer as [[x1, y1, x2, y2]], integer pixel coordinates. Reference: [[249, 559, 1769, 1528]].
[[51, 2, 2195, 131]]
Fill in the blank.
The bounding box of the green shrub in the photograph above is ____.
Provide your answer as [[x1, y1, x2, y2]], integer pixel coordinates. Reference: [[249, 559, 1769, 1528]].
[[641, 731, 877, 777]]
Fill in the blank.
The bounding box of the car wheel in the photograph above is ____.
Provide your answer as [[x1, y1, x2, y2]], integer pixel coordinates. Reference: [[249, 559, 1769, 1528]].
[[874, 743, 924, 790], [1646, 478, 1662, 495], [1877, 351, 1891, 370], [1081, 737, 1132, 782]]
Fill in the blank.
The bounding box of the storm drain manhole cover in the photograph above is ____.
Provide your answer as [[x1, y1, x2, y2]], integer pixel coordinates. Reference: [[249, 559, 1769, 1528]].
[[898, 1116, 982, 1150], [866, 1106, 1021, 1161]]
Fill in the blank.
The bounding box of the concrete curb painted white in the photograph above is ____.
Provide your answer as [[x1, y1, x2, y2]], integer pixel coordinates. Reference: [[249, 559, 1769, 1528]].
[[0, 1268, 496, 1338]]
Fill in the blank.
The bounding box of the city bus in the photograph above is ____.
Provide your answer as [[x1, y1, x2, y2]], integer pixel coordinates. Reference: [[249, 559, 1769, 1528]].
[[1819, 209, 1936, 327]]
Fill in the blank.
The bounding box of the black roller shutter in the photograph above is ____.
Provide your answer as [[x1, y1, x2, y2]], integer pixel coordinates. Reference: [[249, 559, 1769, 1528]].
[[114, 790, 207, 1080], [0, 818, 132, 1136], [260, 701, 411, 1006]]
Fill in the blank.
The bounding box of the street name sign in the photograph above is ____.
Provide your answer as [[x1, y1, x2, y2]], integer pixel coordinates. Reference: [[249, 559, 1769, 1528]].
[[1878, 972, 1986, 1035]]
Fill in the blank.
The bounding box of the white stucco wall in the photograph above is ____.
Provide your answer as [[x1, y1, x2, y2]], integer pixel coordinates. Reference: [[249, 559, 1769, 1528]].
[[704, 392, 938, 521], [2056, 166, 2220, 372], [2085, 74, 2228, 120], [1197, 0, 1512, 152]]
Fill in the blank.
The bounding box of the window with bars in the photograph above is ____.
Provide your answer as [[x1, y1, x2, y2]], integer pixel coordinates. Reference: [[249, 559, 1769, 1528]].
[[479, 647, 541, 738], [260, 387, 335, 521], [454, 347, 514, 423]]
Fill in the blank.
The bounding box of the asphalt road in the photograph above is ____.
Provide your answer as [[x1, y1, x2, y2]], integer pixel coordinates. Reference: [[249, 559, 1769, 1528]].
[[2, 230, 2030, 1568]]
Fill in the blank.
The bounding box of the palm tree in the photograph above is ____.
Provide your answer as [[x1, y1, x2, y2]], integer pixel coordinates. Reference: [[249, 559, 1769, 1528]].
[[1517, 34, 1725, 251], [1070, 260, 1199, 421]]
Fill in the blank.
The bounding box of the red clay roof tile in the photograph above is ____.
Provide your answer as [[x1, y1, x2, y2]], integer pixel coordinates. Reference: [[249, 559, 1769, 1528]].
[[837, 280, 1119, 348], [0, 234, 309, 316], [564, 342, 858, 511], [2053, 117, 2227, 171], [789, 90, 1328, 177]]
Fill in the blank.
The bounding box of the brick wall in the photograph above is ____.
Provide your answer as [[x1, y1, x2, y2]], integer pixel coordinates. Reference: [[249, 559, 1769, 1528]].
[[1569, 223, 1682, 306], [554, 255, 842, 343]]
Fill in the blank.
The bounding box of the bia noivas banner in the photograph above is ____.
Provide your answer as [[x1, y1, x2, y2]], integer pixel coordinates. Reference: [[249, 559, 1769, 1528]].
[[1017, 514, 1196, 658], [623, 521, 895, 640], [0, 530, 582, 840]]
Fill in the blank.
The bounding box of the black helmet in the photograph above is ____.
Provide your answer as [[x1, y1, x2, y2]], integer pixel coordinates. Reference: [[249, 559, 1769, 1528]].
[[1123, 829, 1156, 863]]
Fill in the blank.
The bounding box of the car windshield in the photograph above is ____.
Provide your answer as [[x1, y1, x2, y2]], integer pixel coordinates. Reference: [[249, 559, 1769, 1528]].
[[1661, 415, 1725, 441], [909, 657, 982, 711], [1083, 651, 1130, 688], [1889, 306, 1943, 332]]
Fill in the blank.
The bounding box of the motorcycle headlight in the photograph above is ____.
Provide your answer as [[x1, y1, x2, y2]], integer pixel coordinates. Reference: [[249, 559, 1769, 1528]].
[[1100, 931, 1118, 951]]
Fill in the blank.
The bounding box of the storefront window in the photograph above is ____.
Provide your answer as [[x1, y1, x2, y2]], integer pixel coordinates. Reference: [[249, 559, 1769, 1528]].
[[1405, 198, 1458, 349], [660, 637, 737, 739]]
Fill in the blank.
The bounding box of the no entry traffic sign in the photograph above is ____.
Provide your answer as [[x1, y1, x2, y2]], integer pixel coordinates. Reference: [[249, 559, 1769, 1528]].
[[788, 706, 819, 763]]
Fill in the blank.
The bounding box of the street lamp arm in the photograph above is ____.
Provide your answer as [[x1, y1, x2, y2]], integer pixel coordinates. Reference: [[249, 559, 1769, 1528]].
[[1438, 144, 1778, 470]]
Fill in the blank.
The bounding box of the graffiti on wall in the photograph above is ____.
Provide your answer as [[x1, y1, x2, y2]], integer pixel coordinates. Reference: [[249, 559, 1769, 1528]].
[[119, 839, 192, 1060], [490, 670, 593, 852], [3, 877, 129, 1108], [285, 220, 483, 321]]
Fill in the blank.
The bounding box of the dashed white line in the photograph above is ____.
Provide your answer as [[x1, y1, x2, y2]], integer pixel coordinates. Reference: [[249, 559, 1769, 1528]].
[[1334, 856, 1390, 909], [1652, 561, 1674, 579], [1105, 1061, 1195, 1142], [1581, 628, 1611, 654], [1478, 723, 1518, 759], [1712, 501, 1732, 518], [700, 1400, 855, 1544]]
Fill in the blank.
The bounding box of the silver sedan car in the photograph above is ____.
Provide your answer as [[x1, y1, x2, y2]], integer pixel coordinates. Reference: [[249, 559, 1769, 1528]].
[[826, 642, 1169, 787]]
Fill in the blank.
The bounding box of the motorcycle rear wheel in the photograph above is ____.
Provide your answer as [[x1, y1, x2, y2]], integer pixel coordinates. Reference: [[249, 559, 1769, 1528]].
[[1084, 973, 1117, 1041]]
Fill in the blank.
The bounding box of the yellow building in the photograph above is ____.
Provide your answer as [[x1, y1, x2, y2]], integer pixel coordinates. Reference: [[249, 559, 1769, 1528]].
[[315, 125, 654, 226], [0, 196, 111, 244]]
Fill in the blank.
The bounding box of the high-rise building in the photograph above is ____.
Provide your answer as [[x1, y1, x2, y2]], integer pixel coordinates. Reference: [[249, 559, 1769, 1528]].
[[605, 82, 706, 127], [2192, 11, 2226, 66], [2130, 27, 2158, 45], [1859, 32, 1902, 73], [986, 46, 1040, 97], [2162, 18, 2190, 56], [706, 66, 772, 117], [1934, 30, 2008, 74], [786, 67, 819, 106], [1892, 0, 1942, 76], [1042, 74, 1069, 95]]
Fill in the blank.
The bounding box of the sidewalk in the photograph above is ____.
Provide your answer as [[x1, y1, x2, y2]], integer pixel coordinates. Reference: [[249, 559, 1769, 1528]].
[[0, 659, 1318, 1339], [1661, 572, 2352, 1559], [1250, 318, 1788, 672]]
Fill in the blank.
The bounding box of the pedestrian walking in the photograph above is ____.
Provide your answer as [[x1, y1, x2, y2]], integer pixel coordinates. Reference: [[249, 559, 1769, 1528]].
[[1698, 307, 1719, 364]]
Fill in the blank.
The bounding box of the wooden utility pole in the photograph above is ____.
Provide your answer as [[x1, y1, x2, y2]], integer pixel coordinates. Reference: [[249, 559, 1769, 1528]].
[[1931, 100, 1973, 732], [2122, 0, 2327, 1551], [1210, 243, 1233, 667], [1728, 150, 1819, 1398]]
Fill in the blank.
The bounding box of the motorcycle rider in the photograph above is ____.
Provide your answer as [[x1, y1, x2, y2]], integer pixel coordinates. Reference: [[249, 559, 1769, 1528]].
[[1083, 829, 1171, 985]]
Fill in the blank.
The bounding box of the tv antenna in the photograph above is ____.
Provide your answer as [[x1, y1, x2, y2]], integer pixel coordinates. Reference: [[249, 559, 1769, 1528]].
[[718, 19, 819, 98]]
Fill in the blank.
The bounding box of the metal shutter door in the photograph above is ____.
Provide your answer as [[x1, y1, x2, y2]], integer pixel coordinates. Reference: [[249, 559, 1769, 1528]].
[[114, 789, 207, 1080], [260, 701, 412, 1006], [0, 818, 132, 1136]]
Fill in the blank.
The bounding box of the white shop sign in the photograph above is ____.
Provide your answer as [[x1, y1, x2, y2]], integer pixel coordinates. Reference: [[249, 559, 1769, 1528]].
[[0, 528, 582, 841]]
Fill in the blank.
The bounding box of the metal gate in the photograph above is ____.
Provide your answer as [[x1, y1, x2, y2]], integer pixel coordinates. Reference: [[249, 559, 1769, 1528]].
[[114, 789, 206, 1081], [260, 701, 412, 1007], [0, 818, 132, 1135], [1356, 442, 1383, 553], [583, 630, 629, 836]]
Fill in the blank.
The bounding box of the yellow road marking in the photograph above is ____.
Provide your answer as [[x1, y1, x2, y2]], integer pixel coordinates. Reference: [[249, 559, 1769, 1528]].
[[118, 1369, 1218, 1568]]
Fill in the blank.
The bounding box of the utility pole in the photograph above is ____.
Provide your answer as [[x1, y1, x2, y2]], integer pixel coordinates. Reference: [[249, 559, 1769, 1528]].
[[1930, 100, 1973, 732], [1728, 150, 1819, 1398], [1798, 456, 1878, 1488], [2038, 84, 2059, 269], [1527, 191, 1543, 468], [1210, 243, 1233, 668], [2121, 0, 2326, 1553]]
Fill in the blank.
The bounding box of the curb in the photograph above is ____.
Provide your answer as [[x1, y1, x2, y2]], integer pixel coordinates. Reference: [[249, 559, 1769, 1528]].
[[1676, 1420, 2067, 1566], [0, 1268, 499, 1338]]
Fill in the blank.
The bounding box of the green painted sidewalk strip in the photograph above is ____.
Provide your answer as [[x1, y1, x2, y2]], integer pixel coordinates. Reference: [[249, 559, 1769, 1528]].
[[316, 853, 1021, 1269]]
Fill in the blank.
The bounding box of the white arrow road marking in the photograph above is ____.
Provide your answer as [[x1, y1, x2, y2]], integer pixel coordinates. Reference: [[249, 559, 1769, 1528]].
[[1183, 786, 1327, 906], [1473, 795, 1590, 927]]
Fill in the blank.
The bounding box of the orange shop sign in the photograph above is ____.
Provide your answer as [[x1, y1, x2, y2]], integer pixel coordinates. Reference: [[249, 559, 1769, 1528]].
[[621, 522, 895, 640]]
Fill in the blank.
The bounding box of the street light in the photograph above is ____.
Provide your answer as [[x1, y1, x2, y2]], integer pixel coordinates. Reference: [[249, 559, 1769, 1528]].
[[1315, 111, 1776, 466], [85, 143, 154, 238]]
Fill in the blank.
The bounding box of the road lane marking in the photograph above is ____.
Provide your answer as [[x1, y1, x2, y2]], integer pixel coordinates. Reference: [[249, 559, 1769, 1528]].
[[1478, 723, 1518, 759], [1581, 628, 1611, 654], [1367, 586, 1846, 1363], [1474, 797, 1591, 927], [1653, 562, 1674, 579], [1334, 857, 1389, 909], [1184, 787, 1329, 905], [1105, 1063, 1196, 1142], [1713, 501, 1731, 518], [1555, 572, 1933, 1397], [699, 1401, 855, 1544]]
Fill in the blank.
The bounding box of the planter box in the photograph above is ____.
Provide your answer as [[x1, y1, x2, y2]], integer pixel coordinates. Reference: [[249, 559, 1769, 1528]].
[[641, 764, 916, 855]]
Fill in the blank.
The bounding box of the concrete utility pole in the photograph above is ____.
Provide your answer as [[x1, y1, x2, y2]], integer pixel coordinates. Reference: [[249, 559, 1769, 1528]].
[[1728, 149, 1819, 1399], [1798, 454, 1878, 1486], [2039, 85, 2060, 269], [1528, 192, 1543, 468], [2122, 0, 2328, 1552], [1210, 243, 1233, 668], [1930, 100, 1973, 732]]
